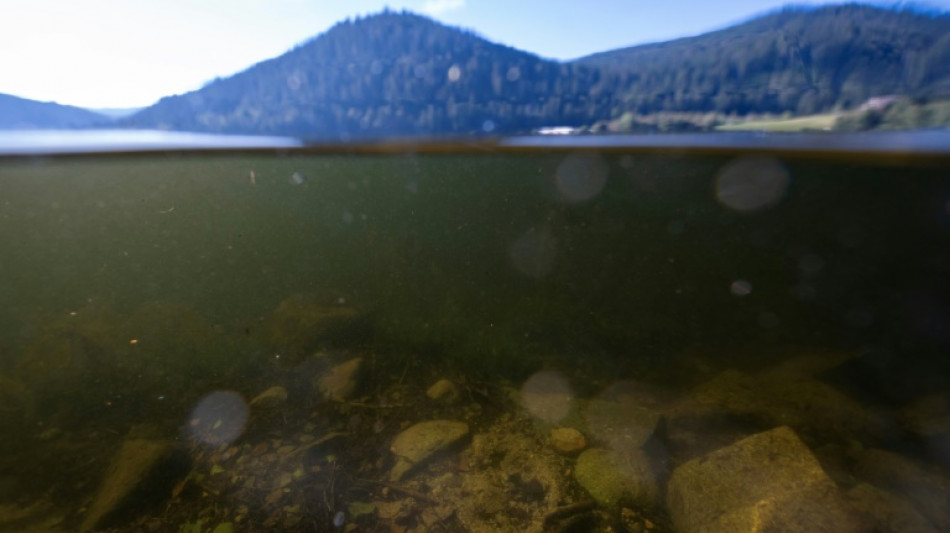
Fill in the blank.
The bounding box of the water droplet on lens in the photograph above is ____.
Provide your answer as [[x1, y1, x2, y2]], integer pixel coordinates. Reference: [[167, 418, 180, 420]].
[[187, 391, 249, 446], [555, 153, 607, 203], [447, 65, 461, 82], [731, 280, 752, 296], [509, 228, 557, 278], [286, 72, 303, 91], [520, 371, 573, 423], [758, 311, 780, 328], [715, 156, 790, 212]]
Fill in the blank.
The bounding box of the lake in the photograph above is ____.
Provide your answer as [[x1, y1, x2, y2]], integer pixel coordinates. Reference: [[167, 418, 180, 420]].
[[0, 134, 948, 532]]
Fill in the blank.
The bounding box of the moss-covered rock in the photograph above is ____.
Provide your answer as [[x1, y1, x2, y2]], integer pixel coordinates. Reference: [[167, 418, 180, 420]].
[[574, 448, 658, 508], [667, 426, 859, 533]]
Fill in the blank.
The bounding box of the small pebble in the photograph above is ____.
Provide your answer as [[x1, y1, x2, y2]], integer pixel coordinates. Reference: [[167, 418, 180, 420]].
[[426, 379, 459, 403], [550, 427, 587, 455]]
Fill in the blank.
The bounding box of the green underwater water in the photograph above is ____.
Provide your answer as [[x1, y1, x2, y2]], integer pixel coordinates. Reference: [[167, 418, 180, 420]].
[[0, 148, 948, 532]]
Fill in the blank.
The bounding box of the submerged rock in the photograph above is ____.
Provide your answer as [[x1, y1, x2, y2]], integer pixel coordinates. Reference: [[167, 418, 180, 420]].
[[584, 391, 660, 452], [667, 365, 869, 461], [0, 374, 33, 432], [845, 483, 939, 533], [389, 420, 469, 481], [900, 393, 950, 470], [249, 385, 288, 409], [549, 427, 587, 455], [574, 448, 658, 508], [80, 430, 174, 532], [667, 426, 859, 533], [853, 448, 950, 530], [426, 379, 459, 403], [263, 293, 362, 360], [316, 357, 362, 401]]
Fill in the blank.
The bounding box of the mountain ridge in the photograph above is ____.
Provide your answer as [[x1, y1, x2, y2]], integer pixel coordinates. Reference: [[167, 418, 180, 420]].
[[4, 3, 949, 137], [575, 3, 950, 115], [123, 9, 612, 138], [0, 93, 110, 129]]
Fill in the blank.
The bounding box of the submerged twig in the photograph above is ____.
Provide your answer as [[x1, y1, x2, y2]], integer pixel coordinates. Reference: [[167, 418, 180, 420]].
[[542, 500, 596, 526], [355, 478, 439, 505], [289, 432, 349, 457]]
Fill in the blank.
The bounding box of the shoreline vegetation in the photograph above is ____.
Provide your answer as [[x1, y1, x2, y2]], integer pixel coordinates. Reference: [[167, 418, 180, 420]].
[[583, 96, 950, 134]]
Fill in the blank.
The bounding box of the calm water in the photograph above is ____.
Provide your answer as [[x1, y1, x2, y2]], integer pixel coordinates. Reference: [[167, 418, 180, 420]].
[[0, 142, 948, 532]]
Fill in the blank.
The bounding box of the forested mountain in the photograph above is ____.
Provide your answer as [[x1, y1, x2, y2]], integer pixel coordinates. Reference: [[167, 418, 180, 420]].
[[0, 93, 109, 129], [576, 4, 950, 116], [124, 10, 615, 138], [0, 4, 940, 138]]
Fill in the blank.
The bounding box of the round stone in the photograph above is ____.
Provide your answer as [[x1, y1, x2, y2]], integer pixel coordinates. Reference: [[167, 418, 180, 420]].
[[550, 427, 587, 455]]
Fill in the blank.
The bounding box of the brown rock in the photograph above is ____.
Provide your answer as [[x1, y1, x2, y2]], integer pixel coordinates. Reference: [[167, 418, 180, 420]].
[[264, 293, 360, 359], [671, 367, 869, 450], [250, 386, 288, 409], [854, 448, 950, 530], [389, 420, 469, 481], [316, 357, 362, 401], [80, 434, 173, 532], [426, 379, 459, 403], [667, 426, 860, 533], [845, 483, 938, 533], [549, 427, 587, 455]]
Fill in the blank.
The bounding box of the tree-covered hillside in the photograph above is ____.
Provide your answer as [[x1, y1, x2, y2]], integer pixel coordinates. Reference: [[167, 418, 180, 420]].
[[125, 10, 616, 138], [576, 4, 950, 116], [117, 4, 950, 137], [0, 93, 109, 129]]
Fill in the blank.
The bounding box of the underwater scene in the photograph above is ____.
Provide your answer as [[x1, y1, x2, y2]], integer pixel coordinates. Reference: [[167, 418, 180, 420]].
[[0, 147, 949, 532]]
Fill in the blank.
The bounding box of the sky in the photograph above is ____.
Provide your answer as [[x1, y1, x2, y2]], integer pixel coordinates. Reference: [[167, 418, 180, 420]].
[[1, 0, 947, 109]]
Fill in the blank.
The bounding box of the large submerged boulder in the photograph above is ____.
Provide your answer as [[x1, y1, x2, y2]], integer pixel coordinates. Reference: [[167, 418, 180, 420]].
[[667, 426, 859, 533]]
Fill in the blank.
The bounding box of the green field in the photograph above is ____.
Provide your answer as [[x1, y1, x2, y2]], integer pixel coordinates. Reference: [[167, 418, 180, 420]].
[[715, 113, 840, 132]]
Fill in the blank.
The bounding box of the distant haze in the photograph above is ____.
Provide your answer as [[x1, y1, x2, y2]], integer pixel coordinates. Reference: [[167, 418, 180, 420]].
[[2, 0, 948, 108], [90, 108, 145, 120]]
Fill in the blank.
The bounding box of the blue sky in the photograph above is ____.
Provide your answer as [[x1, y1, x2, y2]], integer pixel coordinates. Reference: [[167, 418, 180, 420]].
[[0, 0, 947, 109]]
